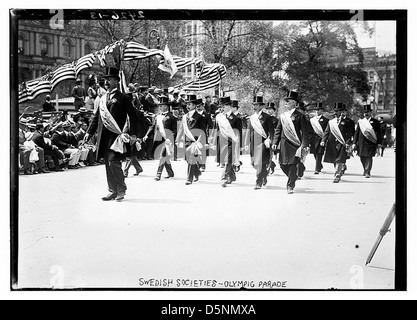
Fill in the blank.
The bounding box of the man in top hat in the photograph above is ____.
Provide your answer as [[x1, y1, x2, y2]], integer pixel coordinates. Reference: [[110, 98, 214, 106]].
[[272, 91, 310, 194], [72, 78, 86, 112], [144, 95, 177, 181], [179, 91, 188, 114], [203, 95, 213, 115], [353, 104, 383, 178], [84, 67, 139, 201], [309, 102, 329, 174], [213, 97, 243, 187], [248, 96, 275, 190], [196, 99, 213, 172], [214, 96, 233, 168], [42, 95, 56, 112], [321, 102, 356, 183], [137, 86, 149, 111], [176, 94, 207, 185], [265, 102, 279, 175]]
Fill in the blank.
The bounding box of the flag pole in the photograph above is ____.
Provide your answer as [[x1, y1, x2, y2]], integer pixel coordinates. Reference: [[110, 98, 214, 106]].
[[366, 203, 396, 266], [55, 93, 59, 112]]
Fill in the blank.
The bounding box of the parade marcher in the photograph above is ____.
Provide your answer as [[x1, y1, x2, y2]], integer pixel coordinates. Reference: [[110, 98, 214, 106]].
[[42, 95, 56, 112], [72, 78, 86, 112], [248, 96, 275, 190], [196, 101, 213, 172], [179, 91, 188, 114], [321, 103, 356, 183], [272, 91, 310, 194], [176, 95, 206, 185], [84, 67, 139, 201], [215, 98, 243, 187], [353, 104, 383, 178], [378, 116, 388, 156], [214, 97, 232, 168], [144, 96, 177, 181], [265, 102, 279, 175], [231, 100, 244, 172], [203, 95, 213, 114], [211, 96, 220, 117], [309, 102, 329, 174]]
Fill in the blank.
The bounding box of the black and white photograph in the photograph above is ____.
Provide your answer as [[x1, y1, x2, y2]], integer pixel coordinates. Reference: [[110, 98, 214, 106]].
[[5, 3, 413, 299]]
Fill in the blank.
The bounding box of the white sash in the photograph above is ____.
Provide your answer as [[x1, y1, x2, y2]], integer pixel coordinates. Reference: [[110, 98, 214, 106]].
[[216, 113, 238, 143], [156, 114, 172, 156], [280, 111, 302, 157], [310, 116, 324, 138], [182, 113, 203, 156], [99, 94, 130, 154], [250, 113, 268, 139], [358, 118, 378, 144], [329, 118, 346, 146]]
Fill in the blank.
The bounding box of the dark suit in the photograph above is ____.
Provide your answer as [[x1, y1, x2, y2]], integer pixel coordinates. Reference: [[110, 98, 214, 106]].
[[322, 116, 355, 178], [148, 112, 178, 178], [249, 111, 275, 187], [309, 115, 330, 172], [32, 131, 64, 169], [72, 85, 85, 112], [199, 110, 213, 168], [177, 110, 207, 183], [353, 117, 382, 176], [216, 112, 243, 183], [87, 90, 139, 196], [273, 109, 310, 188]]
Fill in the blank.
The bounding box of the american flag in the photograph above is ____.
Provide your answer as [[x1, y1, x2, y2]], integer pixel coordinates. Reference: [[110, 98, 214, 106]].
[[183, 62, 227, 91], [75, 53, 96, 76], [123, 41, 163, 61], [51, 62, 76, 90], [159, 56, 198, 71], [18, 77, 52, 103]]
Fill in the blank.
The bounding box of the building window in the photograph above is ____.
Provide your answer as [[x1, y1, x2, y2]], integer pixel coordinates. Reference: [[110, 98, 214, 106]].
[[63, 39, 75, 59], [84, 43, 92, 55], [187, 65, 192, 74], [18, 33, 29, 55], [187, 24, 192, 35], [40, 37, 51, 57]]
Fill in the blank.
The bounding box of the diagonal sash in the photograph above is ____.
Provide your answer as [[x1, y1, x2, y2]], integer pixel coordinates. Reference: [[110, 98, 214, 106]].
[[182, 113, 203, 156], [156, 114, 172, 156], [250, 113, 267, 139], [217, 113, 238, 143], [358, 118, 378, 144], [310, 116, 324, 139], [329, 118, 346, 146], [98, 94, 129, 153], [280, 111, 302, 157]]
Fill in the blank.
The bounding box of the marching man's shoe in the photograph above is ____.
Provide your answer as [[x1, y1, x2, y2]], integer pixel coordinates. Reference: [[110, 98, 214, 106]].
[[115, 193, 126, 201], [365, 174, 371, 178], [102, 193, 117, 201], [287, 187, 294, 194], [185, 181, 192, 185], [333, 176, 341, 183], [221, 181, 227, 188], [254, 185, 261, 190]]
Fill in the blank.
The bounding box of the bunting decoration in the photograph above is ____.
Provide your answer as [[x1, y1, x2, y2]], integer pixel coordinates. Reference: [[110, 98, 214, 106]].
[[18, 39, 227, 104]]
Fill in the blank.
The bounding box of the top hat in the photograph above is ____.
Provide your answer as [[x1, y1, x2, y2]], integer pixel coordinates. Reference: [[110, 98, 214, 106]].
[[298, 101, 307, 111], [266, 102, 276, 111], [186, 94, 198, 103], [284, 90, 299, 102], [334, 102, 346, 111], [220, 96, 232, 105], [314, 102, 324, 110], [363, 104, 372, 112], [103, 67, 120, 81], [231, 100, 240, 108], [158, 95, 170, 105], [195, 98, 203, 105], [253, 96, 265, 105]]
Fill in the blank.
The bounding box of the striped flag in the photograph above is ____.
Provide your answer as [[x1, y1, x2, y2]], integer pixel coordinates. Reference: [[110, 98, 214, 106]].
[[19, 78, 52, 103], [75, 53, 96, 76], [123, 41, 163, 61], [51, 62, 76, 90], [118, 70, 127, 93], [183, 62, 227, 91], [159, 55, 197, 72]]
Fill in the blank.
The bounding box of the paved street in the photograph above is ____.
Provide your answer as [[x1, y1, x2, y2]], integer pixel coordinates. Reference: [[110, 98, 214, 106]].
[[17, 148, 396, 290]]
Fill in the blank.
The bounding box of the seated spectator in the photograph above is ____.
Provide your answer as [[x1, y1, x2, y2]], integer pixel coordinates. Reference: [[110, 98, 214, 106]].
[[24, 128, 48, 174], [74, 121, 97, 166], [31, 122, 67, 172], [19, 124, 33, 175], [51, 122, 82, 169]]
